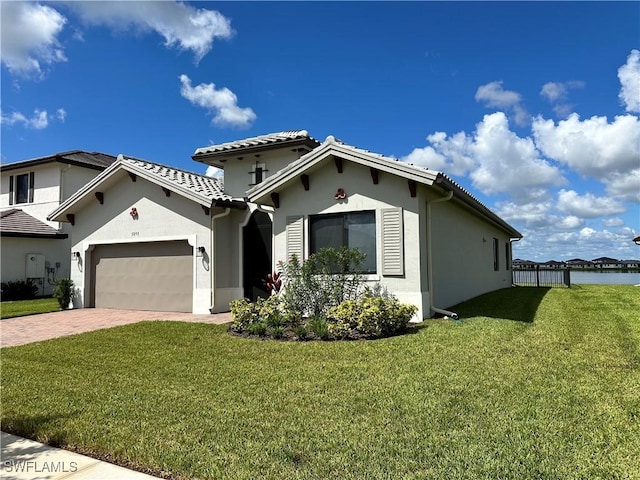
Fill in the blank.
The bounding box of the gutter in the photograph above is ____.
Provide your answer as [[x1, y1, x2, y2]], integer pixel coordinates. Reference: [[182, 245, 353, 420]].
[[426, 189, 459, 320]]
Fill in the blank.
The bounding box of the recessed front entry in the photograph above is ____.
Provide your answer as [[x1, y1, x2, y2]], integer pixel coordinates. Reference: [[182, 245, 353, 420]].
[[90, 240, 193, 312], [242, 211, 272, 301]]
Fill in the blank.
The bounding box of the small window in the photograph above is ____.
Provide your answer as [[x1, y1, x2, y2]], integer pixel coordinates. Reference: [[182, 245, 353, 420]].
[[309, 211, 376, 273], [493, 237, 499, 271], [9, 172, 34, 205], [505, 242, 510, 270], [249, 162, 267, 186]]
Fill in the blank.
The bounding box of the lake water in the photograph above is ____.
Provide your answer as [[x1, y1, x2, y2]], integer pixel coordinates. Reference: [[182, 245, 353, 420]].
[[570, 271, 640, 285]]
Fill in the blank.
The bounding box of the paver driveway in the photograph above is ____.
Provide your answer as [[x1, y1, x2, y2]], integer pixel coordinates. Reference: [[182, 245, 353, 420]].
[[0, 308, 231, 347]]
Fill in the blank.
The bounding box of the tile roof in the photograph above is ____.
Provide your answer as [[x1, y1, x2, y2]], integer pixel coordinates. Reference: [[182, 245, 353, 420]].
[[48, 155, 246, 222], [1, 150, 117, 172], [1, 209, 67, 238], [119, 156, 231, 202], [193, 130, 319, 157]]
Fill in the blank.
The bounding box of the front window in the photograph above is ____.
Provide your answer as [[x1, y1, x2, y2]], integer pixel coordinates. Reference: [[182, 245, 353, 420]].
[[309, 211, 376, 273], [10, 172, 33, 205], [250, 162, 267, 186]]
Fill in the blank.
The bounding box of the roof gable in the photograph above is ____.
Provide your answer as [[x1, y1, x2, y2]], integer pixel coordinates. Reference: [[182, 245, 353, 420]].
[[192, 130, 320, 167], [247, 135, 521, 239], [48, 155, 245, 222]]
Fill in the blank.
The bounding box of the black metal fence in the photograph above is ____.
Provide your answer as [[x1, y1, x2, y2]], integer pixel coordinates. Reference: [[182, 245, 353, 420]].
[[512, 266, 571, 288]]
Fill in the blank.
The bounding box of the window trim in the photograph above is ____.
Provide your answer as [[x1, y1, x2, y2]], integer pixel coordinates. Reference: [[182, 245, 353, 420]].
[[309, 210, 377, 274]]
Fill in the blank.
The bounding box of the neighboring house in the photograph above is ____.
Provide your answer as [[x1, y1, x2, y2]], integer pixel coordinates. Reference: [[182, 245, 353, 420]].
[[566, 258, 594, 269], [1, 151, 116, 295], [619, 259, 640, 268], [541, 260, 566, 269], [591, 256, 621, 269], [49, 131, 522, 319]]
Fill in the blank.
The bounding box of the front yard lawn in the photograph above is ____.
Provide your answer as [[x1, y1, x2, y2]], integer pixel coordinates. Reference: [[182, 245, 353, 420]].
[[1, 285, 639, 479], [0, 297, 60, 319]]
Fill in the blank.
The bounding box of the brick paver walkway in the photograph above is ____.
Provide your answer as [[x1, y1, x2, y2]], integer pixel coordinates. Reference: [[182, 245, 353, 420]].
[[0, 308, 232, 347]]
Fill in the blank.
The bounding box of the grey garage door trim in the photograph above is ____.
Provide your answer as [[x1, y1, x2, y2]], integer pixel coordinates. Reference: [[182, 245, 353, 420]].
[[90, 240, 193, 312]]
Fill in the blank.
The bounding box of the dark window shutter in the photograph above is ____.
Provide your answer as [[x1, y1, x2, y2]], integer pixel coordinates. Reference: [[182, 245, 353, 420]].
[[9, 176, 14, 205], [28, 172, 35, 203]]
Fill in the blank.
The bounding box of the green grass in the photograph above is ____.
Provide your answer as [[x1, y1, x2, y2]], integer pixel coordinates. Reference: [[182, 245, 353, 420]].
[[1, 285, 639, 479], [0, 297, 60, 319]]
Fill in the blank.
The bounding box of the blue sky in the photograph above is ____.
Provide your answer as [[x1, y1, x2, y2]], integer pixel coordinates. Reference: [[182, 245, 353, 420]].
[[1, 1, 639, 262]]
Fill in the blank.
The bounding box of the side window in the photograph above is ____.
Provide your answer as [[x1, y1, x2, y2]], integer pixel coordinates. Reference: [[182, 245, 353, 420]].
[[309, 211, 377, 273], [493, 237, 499, 271], [250, 162, 267, 186], [9, 172, 34, 205], [505, 242, 510, 270]]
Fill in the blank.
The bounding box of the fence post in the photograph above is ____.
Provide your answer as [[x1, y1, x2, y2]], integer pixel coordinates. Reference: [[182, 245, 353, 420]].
[[564, 267, 571, 288], [536, 264, 540, 287]]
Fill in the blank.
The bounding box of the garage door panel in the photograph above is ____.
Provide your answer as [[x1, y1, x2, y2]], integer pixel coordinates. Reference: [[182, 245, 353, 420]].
[[92, 241, 193, 312]]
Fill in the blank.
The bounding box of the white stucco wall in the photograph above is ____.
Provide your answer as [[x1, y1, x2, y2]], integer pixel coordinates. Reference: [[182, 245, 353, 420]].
[[219, 148, 307, 198], [428, 195, 514, 311], [66, 172, 215, 313], [0, 237, 71, 296]]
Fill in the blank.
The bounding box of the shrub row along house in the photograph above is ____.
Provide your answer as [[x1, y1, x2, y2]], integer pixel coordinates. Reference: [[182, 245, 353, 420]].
[[2, 131, 521, 320]]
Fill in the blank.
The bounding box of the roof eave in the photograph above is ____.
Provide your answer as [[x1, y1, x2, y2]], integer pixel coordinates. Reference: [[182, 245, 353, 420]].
[[192, 137, 320, 167]]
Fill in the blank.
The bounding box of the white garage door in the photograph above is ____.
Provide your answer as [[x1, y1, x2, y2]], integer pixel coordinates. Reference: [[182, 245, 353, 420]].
[[91, 241, 193, 312]]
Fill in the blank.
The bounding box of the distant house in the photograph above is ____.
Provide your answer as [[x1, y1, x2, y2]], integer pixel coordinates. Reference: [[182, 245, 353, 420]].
[[49, 131, 522, 319], [1, 151, 116, 295], [541, 260, 565, 269], [619, 259, 640, 268], [591, 257, 621, 269], [512, 259, 537, 269], [566, 258, 595, 269]]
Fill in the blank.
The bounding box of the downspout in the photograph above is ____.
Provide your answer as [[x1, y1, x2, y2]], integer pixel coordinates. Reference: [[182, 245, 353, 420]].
[[210, 207, 231, 313], [426, 190, 459, 320]]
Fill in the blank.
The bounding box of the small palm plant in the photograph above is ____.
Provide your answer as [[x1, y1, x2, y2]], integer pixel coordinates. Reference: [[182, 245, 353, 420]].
[[53, 279, 75, 309]]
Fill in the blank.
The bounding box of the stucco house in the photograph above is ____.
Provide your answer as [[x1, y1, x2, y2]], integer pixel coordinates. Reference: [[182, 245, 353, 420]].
[[49, 131, 521, 320], [1, 151, 116, 296]]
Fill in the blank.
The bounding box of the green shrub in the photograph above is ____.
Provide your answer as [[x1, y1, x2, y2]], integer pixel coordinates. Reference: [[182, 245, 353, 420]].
[[247, 321, 267, 336], [53, 279, 74, 309], [1, 279, 39, 301], [281, 247, 366, 317], [293, 324, 308, 340], [309, 316, 329, 340], [327, 296, 417, 338], [269, 326, 284, 339], [230, 298, 260, 332]]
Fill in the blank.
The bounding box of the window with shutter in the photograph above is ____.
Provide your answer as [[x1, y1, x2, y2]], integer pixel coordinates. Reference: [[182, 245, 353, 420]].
[[286, 216, 304, 262], [381, 207, 404, 276]]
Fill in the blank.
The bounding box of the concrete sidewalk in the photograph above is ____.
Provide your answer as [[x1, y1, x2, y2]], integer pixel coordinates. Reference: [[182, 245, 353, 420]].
[[1, 432, 163, 480]]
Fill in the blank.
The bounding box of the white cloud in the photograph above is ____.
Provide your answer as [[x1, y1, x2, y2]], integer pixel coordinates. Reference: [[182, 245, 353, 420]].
[[0, 2, 67, 77], [605, 169, 640, 203], [403, 113, 565, 199], [56, 108, 67, 122], [205, 165, 224, 179], [540, 81, 585, 117], [0, 107, 67, 129], [603, 217, 624, 227], [556, 189, 625, 218], [496, 200, 554, 228], [69, 1, 233, 62], [475, 81, 528, 126], [557, 215, 584, 229], [618, 49, 640, 113], [1, 109, 46, 129], [532, 113, 640, 178], [179, 74, 256, 128]]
